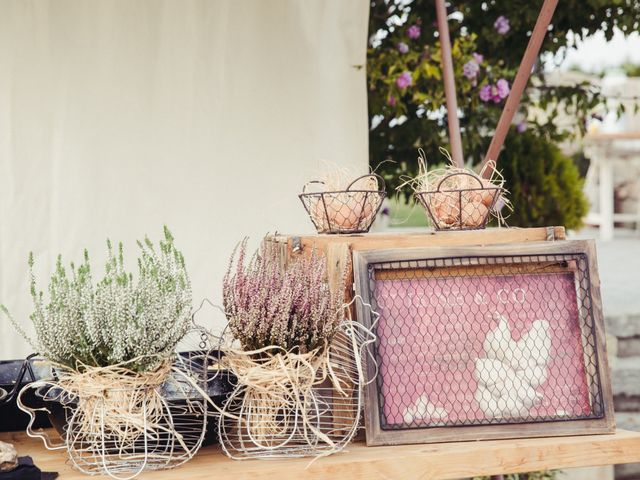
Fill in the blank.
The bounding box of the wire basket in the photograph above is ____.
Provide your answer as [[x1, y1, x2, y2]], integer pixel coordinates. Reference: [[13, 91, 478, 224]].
[[299, 174, 386, 234], [217, 320, 375, 459], [415, 172, 501, 231], [17, 331, 212, 479]]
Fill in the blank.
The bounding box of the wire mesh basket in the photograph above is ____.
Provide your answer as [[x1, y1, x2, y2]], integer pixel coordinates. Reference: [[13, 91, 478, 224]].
[[67, 371, 207, 478], [415, 172, 501, 231], [299, 174, 386, 234], [217, 320, 375, 459], [17, 331, 212, 479]]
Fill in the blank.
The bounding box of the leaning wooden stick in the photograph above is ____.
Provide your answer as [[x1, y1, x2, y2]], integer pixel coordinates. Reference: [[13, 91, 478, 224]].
[[480, 0, 559, 177], [435, 0, 464, 168]]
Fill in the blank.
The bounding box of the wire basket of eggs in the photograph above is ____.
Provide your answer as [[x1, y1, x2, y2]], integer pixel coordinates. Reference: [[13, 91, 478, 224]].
[[415, 171, 502, 230], [299, 173, 386, 234]]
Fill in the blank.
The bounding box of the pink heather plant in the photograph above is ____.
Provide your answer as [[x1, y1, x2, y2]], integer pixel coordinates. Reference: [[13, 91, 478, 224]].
[[223, 239, 344, 353]]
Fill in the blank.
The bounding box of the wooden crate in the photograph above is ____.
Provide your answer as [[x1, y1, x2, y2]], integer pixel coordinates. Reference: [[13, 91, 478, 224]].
[[267, 227, 567, 434], [269, 227, 565, 297]]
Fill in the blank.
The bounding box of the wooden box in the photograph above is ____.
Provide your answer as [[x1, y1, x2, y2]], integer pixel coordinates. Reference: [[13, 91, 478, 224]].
[[269, 226, 612, 444]]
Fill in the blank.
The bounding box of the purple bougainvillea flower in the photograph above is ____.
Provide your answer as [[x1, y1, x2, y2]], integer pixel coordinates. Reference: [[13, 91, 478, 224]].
[[472, 52, 484, 64], [388, 95, 397, 107], [479, 84, 492, 102], [407, 25, 421, 39], [491, 85, 502, 103], [396, 71, 413, 89], [463, 60, 480, 79], [494, 15, 510, 35], [397, 42, 409, 54], [517, 121, 527, 133], [496, 78, 510, 99]]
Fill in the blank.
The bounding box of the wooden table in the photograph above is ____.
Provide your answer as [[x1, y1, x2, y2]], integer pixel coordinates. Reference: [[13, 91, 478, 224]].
[[2, 429, 640, 479]]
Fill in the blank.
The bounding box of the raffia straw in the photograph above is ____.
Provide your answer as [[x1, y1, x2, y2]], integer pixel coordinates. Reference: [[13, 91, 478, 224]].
[[18, 351, 239, 468], [479, 159, 513, 226], [218, 311, 378, 463], [220, 343, 337, 451], [51, 358, 199, 456]]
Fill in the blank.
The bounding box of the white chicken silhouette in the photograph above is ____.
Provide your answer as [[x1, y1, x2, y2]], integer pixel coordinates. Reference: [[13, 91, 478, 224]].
[[475, 314, 551, 418], [402, 393, 448, 424]]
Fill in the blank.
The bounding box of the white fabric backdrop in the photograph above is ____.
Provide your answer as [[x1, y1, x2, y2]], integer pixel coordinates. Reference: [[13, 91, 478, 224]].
[[0, 0, 369, 359]]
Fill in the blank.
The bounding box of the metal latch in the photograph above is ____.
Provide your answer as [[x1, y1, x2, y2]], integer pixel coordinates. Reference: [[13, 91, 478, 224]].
[[545, 227, 556, 241], [292, 236, 302, 253]]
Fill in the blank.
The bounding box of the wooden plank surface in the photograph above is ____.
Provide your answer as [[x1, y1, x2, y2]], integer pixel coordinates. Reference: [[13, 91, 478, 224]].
[[272, 226, 566, 252], [1, 429, 639, 480]]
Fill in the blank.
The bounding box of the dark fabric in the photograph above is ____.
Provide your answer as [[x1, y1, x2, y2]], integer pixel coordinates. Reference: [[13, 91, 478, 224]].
[[0, 457, 58, 480]]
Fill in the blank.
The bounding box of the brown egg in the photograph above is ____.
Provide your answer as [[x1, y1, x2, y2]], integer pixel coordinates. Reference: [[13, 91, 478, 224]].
[[312, 198, 330, 232], [480, 179, 499, 207], [462, 190, 483, 204], [461, 201, 489, 228], [314, 192, 374, 231], [430, 191, 460, 227]]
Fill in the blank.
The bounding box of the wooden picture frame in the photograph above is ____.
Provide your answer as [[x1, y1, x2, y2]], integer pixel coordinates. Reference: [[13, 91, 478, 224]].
[[353, 240, 615, 446]]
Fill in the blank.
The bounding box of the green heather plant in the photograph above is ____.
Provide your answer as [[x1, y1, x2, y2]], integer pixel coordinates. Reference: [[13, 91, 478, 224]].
[[0, 226, 192, 373], [223, 239, 343, 354]]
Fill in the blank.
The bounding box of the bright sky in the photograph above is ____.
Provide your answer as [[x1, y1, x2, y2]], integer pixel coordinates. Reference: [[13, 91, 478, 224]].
[[548, 29, 640, 72]]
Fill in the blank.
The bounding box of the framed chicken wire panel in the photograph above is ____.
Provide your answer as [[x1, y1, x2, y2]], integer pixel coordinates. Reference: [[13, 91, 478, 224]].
[[353, 240, 615, 446]]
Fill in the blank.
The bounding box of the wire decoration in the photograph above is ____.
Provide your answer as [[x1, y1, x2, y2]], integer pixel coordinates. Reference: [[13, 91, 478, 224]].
[[217, 300, 378, 460], [299, 174, 386, 234], [415, 172, 502, 231], [17, 328, 213, 479]]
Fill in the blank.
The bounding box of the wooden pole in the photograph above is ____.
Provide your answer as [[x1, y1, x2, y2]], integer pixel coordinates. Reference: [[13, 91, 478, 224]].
[[435, 0, 464, 168], [480, 0, 559, 177]]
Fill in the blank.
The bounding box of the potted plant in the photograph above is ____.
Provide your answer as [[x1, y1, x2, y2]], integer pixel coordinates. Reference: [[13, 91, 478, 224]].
[[1, 227, 209, 478], [217, 238, 375, 459]]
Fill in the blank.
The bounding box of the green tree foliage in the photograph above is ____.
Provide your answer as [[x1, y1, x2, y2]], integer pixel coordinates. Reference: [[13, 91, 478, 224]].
[[500, 129, 588, 230], [368, 0, 640, 194]]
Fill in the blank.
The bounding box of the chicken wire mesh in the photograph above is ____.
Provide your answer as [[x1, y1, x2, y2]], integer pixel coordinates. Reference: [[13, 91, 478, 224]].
[[415, 172, 501, 231], [299, 174, 386, 234], [364, 253, 604, 430]]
